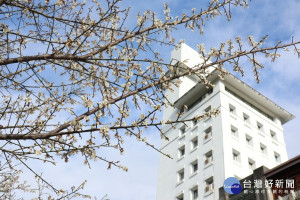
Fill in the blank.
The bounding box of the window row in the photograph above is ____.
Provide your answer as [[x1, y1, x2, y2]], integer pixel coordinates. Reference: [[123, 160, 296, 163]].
[[229, 104, 278, 140], [233, 155, 256, 172], [232, 148, 282, 167], [177, 151, 213, 182], [230, 127, 281, 162], [230, 125, 278, 146], [226, 87, 274, 121], [178, 127, 212, 159], [176, 177, 214, 200], [179, 105, 212, 137]]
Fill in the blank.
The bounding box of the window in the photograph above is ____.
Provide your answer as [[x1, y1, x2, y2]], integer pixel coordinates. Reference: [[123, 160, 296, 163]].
[[191, 160, 198, 173], [260, 143, 267, 155], [191, 137, 198, 150], [243, 113, 250, 123], [204, 127, 212, 140], [192, 117, 198, 126], [245, 134, 253, 146], [248, 158, 255, 171], [178, 146, 185, 158], [232, 149, 241, 162], [270, 130, 277, 140], [204, 105, 211, 113], [233, 153, 239, 161], [229, 104, 236, 115], [257, 122, 264, 132], [177, 169, 184, 182], [191, 186, 198, 200], [205, 177, 214, 193], [176, 194, 184, 200], [274, 152, 281, 163], [179, 126, 186, 137], [231, 125, 238, 138], [205, 150, 213, 165]]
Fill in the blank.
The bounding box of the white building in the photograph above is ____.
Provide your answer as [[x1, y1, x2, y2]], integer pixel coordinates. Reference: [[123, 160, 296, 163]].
[[156, 44, 294, 200]]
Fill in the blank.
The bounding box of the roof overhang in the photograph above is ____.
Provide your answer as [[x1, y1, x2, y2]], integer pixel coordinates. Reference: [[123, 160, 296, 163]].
[[265, 155, 300, 178], [173, 69, 294, 125], [223, 73, 294, 124]]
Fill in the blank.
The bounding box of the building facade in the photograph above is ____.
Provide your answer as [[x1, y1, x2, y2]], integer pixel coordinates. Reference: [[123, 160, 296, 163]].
[[156, 44, 294, 200]]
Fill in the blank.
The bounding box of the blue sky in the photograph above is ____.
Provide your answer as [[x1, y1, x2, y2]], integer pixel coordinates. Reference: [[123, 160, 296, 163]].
[[15, 0, 300, 199]]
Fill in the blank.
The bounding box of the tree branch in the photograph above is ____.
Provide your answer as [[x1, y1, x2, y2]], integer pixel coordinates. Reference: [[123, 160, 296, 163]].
[[0, 0, 5, 7], [0, 110, 218, 140]]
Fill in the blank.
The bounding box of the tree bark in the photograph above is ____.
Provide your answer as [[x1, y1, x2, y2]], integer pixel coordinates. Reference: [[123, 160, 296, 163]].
[[0, 0, 5, 6]]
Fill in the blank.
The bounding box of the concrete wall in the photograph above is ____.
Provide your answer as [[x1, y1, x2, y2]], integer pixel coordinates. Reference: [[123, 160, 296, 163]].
[[157, 44, 289, 200], [219, 80, 288, 181]]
